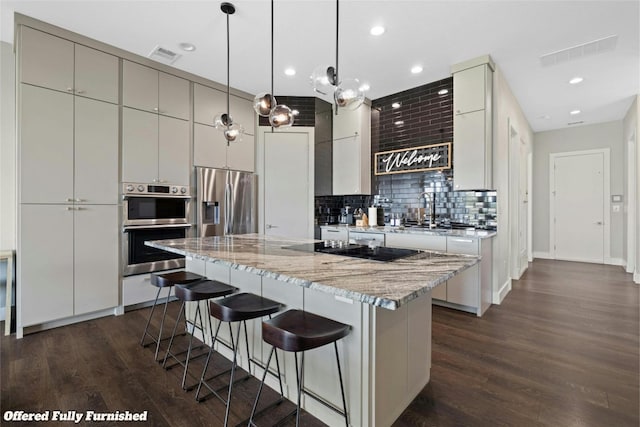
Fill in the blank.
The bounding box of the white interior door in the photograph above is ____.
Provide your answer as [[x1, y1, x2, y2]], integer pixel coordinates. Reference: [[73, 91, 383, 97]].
[[264, 131, 311, 239], [518, 140, 528, 275], [552, 151, 606, 263]]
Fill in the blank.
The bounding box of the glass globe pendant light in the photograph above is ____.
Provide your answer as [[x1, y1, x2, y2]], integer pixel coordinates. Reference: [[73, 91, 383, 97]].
[[216, 2, 244, 143], [253, 0, 293, 128], [310, 0, 364, 112]]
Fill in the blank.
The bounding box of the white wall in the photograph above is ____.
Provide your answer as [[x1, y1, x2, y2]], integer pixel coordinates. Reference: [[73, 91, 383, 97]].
[[533, 121, 625, 262], [492, 66, 534, 302], [1, 41, 16, 317], [622, 95, 639, 282]]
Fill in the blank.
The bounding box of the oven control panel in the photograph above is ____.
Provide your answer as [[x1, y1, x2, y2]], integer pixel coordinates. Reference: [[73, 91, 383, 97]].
[[123, 183, 190, 197]]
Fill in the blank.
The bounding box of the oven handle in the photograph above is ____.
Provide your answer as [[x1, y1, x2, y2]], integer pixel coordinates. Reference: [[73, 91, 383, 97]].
[[122, 224, 193, 232], [122, 194, 191, 200]]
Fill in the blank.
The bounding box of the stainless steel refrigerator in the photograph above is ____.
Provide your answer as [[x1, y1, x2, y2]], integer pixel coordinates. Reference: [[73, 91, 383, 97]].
[[196, 167, 257, 237]]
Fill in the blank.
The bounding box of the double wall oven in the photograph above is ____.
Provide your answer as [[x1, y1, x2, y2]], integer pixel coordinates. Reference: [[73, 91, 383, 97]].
[[122, 183, 192, 276]]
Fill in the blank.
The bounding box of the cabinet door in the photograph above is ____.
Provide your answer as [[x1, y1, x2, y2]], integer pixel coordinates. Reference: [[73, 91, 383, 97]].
[[20, 204, 74, 326], [453, 110, 487, 190], [74, 44, 119, 104], [122, 60, 159, 113], [447, 264, 479, 307], [159, 72, 190, 120], [230, 95, 256, 135], [333, 135, 361, 195], [453, 65, 485, 115], [194, 83, 226, 125], [193, 123, 227, 169], [385, 233, 447, 251], [75, 98, 119, 204], [74, 205, 119, 315], [226, 133, 255, 172], [158, 116, 190, 185], [333, 106, 360, 140], [321, 227, 348, 241], [20, 84, 74, 204], [122, 107, 159, 182], [20, 27, 73, 92]]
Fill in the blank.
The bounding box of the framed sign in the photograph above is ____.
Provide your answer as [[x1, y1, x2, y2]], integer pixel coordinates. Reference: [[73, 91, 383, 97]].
[[374, 142, 451, 175]]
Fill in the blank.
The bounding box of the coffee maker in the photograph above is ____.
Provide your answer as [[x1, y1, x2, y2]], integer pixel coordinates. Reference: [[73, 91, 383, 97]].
[[339, 206, 355, 225]]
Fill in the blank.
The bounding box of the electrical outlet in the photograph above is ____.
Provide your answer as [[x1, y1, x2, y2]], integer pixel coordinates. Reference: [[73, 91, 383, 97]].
[[612, 204, 620, 213]]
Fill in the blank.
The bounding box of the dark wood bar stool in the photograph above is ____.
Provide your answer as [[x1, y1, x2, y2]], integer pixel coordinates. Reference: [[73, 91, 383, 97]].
[[140, 271, 204, 361], [249, 309, 351, 427], [162, 280, 237, 390], [195, 293, 284, 427]]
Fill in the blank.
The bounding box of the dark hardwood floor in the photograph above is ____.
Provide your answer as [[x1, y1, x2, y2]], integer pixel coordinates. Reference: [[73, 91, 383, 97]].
[[2, 259, 638, 426]]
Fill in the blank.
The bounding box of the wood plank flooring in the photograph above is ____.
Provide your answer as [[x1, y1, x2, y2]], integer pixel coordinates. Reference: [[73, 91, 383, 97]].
[[2, 259, 638, 426]]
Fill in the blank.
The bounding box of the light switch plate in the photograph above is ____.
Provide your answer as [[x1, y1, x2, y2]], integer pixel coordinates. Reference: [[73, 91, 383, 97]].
[[612, 195, 623, 202]]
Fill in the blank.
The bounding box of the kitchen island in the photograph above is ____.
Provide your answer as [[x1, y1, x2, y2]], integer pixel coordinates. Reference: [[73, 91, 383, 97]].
[[147, 234, 479, 426]]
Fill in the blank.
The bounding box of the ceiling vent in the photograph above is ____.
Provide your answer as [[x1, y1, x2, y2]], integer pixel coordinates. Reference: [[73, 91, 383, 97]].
[[148, 46, 182, 64], [540, 35, 617, 67]]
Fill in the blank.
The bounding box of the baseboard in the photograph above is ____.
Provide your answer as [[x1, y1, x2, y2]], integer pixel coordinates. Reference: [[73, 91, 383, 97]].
[[607, 258, 625, 267], [19, 306, 120, 339], [0, 306, 4, 321], [493, 279, 511, 304], [634, 271, 640, 284], [533, 251, 553, 259]]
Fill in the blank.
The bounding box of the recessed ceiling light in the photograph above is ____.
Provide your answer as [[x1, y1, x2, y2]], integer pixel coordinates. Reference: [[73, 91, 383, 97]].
[[538, 114, 551, 120], [570, 109, 581, 115], [437, 89, 449, 95], [411, 65, 423, 74], [569, 76, 584, 85], [394, 120, 404, 126], [359, 83, 370, 91], [391, 102, 401, 109], [370, 26, 385, 36], [284, 68, 296, 76], [178, 42, 196, 52]]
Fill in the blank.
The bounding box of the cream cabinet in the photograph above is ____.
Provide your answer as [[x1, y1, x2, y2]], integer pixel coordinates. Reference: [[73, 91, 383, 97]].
[[122, 60, 190, 120], [451, 57, 494, 191], [332, 104, 371, 195], [19, 204, 119, 327], [122, 107, 190, 184], [193, 83, 255, 135], [20, 26, 119, 104], [193, 123, 255, 172], [385, 233, 447, 251], [20, 84, 119, 204], [320, 226, 349, 241]]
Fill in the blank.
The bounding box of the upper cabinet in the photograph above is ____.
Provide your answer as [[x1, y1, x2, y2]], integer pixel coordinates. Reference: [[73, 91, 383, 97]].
[[123, 60, 190, 120], [332, 104, 371, 195], [19, 26, 119, 104], [451, 56, 494, 191], [193, 83, 256, 171]]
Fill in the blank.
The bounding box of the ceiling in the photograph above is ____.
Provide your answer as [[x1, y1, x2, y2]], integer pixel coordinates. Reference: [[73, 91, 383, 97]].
[[1, 1, 638, 132]]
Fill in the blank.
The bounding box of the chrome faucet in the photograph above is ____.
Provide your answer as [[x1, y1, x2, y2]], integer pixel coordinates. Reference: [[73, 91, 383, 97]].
[[418, 191, 437, 228]]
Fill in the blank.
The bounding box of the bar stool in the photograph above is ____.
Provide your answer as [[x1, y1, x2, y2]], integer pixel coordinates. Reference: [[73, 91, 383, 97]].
[[249, 309, 351, 427], [162, 280, 237, 390], [140, 271, 204, 361]]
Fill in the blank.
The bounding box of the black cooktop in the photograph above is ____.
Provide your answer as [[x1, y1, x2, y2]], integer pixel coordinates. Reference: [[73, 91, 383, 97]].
[[284, 242, 419, 262]]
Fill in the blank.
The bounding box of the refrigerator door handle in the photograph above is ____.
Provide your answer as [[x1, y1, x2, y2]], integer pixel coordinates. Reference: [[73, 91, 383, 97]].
[[224, 182, 232, 235]]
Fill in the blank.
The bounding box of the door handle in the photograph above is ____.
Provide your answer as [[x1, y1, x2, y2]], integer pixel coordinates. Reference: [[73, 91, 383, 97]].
[[595, 221, 603, 225], [266, 224, 278, 229]]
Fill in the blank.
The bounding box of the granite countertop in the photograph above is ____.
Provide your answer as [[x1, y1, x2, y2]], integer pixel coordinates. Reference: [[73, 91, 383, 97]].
[[320, 224, 497, 239], [146, 234, 480, 310]]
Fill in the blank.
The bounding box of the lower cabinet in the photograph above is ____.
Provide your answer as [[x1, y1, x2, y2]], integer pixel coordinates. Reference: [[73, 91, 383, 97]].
[[320, 226, 348, 241], [20, 204, 119, 327], [385, 233, 447, 251]]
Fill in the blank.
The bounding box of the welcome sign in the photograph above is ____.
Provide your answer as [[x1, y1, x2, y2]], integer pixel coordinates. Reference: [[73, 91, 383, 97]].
[[374, 142, 451, 175]]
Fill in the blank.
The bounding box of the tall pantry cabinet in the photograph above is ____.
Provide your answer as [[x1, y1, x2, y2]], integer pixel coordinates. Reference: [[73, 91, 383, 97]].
[[17, 26, 119, 330]]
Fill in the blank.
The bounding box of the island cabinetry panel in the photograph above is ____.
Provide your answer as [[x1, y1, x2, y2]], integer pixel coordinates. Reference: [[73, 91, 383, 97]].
[[123, 60, 189, 120], [20, 204, 118, 327], [20, 26, 119, 104], [320, 226, 348, 241], [385, 233, 447, 251], [122, 107, 190, 185], [349, 231, 385, 246], [452, 58, 493, 191], [21, 85, 119, 205]]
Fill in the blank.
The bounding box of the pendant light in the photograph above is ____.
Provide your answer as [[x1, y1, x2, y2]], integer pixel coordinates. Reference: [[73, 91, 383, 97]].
[[215, 2, 244, 144], [310, 0, 364, 112], [253, 0, 294, 128]]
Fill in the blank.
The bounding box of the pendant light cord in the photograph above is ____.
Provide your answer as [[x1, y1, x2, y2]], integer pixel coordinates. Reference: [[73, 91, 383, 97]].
[[226, 11, 230, 126], [271, 0, 274, 132], [335, 0, 339, 85]]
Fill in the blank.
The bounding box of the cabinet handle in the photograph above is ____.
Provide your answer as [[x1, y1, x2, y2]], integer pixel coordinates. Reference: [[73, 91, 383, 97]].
[[75, 207, 86, 211], [66, 198, 75, 202], [452, 239, 474, 243], [327, 230, 339, 233], [153, 107, 159, 112], [75, 89, 85, 94], [66, 87, 73, 92], [66, 206, 76, 211]]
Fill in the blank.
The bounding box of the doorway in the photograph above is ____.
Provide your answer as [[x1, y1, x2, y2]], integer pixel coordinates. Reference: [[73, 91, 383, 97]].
[[550, 149, 610, 263], [627, 132, 636, 276], [259, 127, 314, 239], [510, 124, 529, 280]]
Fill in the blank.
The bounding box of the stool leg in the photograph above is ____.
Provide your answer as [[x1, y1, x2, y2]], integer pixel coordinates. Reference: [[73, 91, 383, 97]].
[[223, 321, 243, 427], [182, 302, 205, 390], [295, 352, 305, 427], [162, 301, 185, 368], [248, 346, 276, 426], [153, 285, 173, 361], [242, 320, 252, 374], [334, 342, 349, 427], [195, 319, 223, 401], [140, 286, 162, 346]]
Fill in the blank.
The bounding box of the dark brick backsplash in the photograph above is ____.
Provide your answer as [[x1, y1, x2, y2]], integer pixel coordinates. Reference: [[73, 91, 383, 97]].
[[258, 96, 316, 127]]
